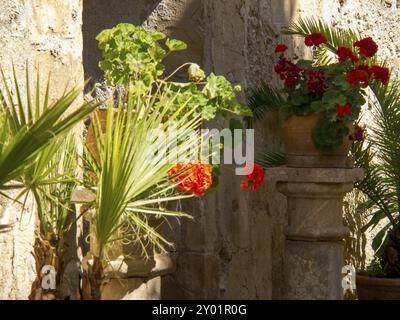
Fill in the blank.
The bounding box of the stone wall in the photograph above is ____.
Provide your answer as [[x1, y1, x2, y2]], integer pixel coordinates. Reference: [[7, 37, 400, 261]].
[[1, 0, 398, 300], [81, 0, 328, 300], [0, 0, 84, 299]]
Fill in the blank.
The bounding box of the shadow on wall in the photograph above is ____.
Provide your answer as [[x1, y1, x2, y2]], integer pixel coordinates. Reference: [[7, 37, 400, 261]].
[[82, 0, 162, 85], [81, 0, 301, 300], [82, 0, 204, 87]]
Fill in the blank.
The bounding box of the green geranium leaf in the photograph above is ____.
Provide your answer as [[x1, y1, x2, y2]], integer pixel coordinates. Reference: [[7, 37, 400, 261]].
[[290, 91, 309, 106], [229, 118, 243, 131], [296, 59, 313, 69], [166, 38, 187, 52], [188, 63, 205, 82], [322, 89, 346, 107], [332, 75, 350, 90]]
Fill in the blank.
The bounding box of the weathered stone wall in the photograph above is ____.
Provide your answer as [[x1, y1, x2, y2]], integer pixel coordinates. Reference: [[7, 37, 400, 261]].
[[0, 0, 84, 299], [1, 0, 398, 300], [82, 0, 373, 300]]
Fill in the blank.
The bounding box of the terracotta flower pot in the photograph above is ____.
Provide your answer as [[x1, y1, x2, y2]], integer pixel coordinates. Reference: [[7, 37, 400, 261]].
[[282, 113, 353, 168], [356, 274, 400, 300], [86, 109, 108, 162]]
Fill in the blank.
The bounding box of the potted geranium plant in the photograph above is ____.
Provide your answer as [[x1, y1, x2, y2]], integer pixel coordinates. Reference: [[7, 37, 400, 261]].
[[249, 25, 389, 168], [252, 18, 399, 299]]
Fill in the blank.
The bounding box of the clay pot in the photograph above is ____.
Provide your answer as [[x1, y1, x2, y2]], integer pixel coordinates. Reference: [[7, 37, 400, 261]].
[[86, 109, 108, 162], [357, 274, 400, 300], [282, 113, 353, 168]]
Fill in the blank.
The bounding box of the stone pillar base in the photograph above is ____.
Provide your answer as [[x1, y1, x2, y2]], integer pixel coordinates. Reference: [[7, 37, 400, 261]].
[[271, 167, 363, 300]]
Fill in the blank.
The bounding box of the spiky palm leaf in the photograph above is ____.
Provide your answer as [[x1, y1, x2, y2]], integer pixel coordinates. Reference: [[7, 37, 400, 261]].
[[283, 17, 360, 66], [256, 151, 286, 169], [353, 81, 400, 253], [247, 83, 286, 121], [36, 134, 79, 240], [86, 84, 203, 259], [0, 66, 97, 189]]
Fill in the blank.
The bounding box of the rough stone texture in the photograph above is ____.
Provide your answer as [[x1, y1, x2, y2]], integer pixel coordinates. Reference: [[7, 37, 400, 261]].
[[0, 190, 36, 300], [273, 167, 363, 299], [0, 0, 84, 299], [101, 253, 173, 300], [80, 0, 359, 300], [316, 0, 400, 266], [102, 277, 161, 300], [1, 0, 396, 300]]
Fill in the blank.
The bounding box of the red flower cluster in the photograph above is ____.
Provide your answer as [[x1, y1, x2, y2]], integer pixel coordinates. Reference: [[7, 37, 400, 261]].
[[349, 125, 365, 142], [275, 44, 288, 53], [346, 64, 390, 87], [336, 105, 351, 118], [337, 47, 359, 63], [304, 69, 327, 94], [274, 58, 302, 88], [354, 37, 378, 57], [346, 67, 369, 87], [240, 163, 265, 192], [304, 32, 327, 47], [169, 161, 213, 197], [370, 65, 390, 85]]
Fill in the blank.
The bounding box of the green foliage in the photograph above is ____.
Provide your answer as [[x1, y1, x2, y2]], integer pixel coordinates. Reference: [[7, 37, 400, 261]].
[[85, 84, 204, 258], [202, 73, 251, 119], [97, 23, 174, 86], [97, 23, 251, 122], [247, 83, 287, 122], [282, 17, 360, 66], [256, 152, 286, 169], [34, 135, 79, 241], [312, 118, 349, 152], [248, 17, 381, 152], [0, 66, 97, 189], [351, 78, 400, 276]]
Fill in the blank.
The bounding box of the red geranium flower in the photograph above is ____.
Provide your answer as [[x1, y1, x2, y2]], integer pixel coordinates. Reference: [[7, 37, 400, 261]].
[[284, 76, 298, 88], [169, 161, 213, 197], [337, 47, 359, 63], [346, 69, 369, 87], [240, 163, 265, 192], [304, 32, 327, 47], [304, 69, 327, 94], [275, 44, 288, 53], [349, 125, 365, 142], [356, 64, 373, 76], [336, 105, 351, 118], [354, 37, 378, 57], [274, 58, 302, 88], [370, 65, 390, 85]]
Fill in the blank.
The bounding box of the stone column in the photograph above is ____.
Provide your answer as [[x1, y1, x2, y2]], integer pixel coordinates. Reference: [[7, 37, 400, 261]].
[[271, 167, 363, 300]]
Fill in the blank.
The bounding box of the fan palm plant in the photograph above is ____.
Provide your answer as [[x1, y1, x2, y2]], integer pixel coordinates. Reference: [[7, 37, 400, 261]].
[[0, 67, 96, 189], [253, 17, 400, 277], [0, 66, 98, 298], [82, 83, 204, 299]]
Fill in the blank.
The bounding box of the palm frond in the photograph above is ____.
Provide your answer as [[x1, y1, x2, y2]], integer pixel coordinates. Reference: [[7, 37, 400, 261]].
[[0, 66, 98, 188], [86, 84, 202, 258], [283, 17, 360, 65], [247, 83, 286, 121], [256, 151, 286, 169]]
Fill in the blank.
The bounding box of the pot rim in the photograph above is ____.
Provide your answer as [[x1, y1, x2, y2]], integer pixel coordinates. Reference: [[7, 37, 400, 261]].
[[356, 274, 400, 287]]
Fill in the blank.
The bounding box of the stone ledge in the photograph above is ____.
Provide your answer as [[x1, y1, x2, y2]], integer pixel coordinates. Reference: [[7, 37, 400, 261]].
[[267, 167, 364, 184], [104, 253, 174, 279]]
